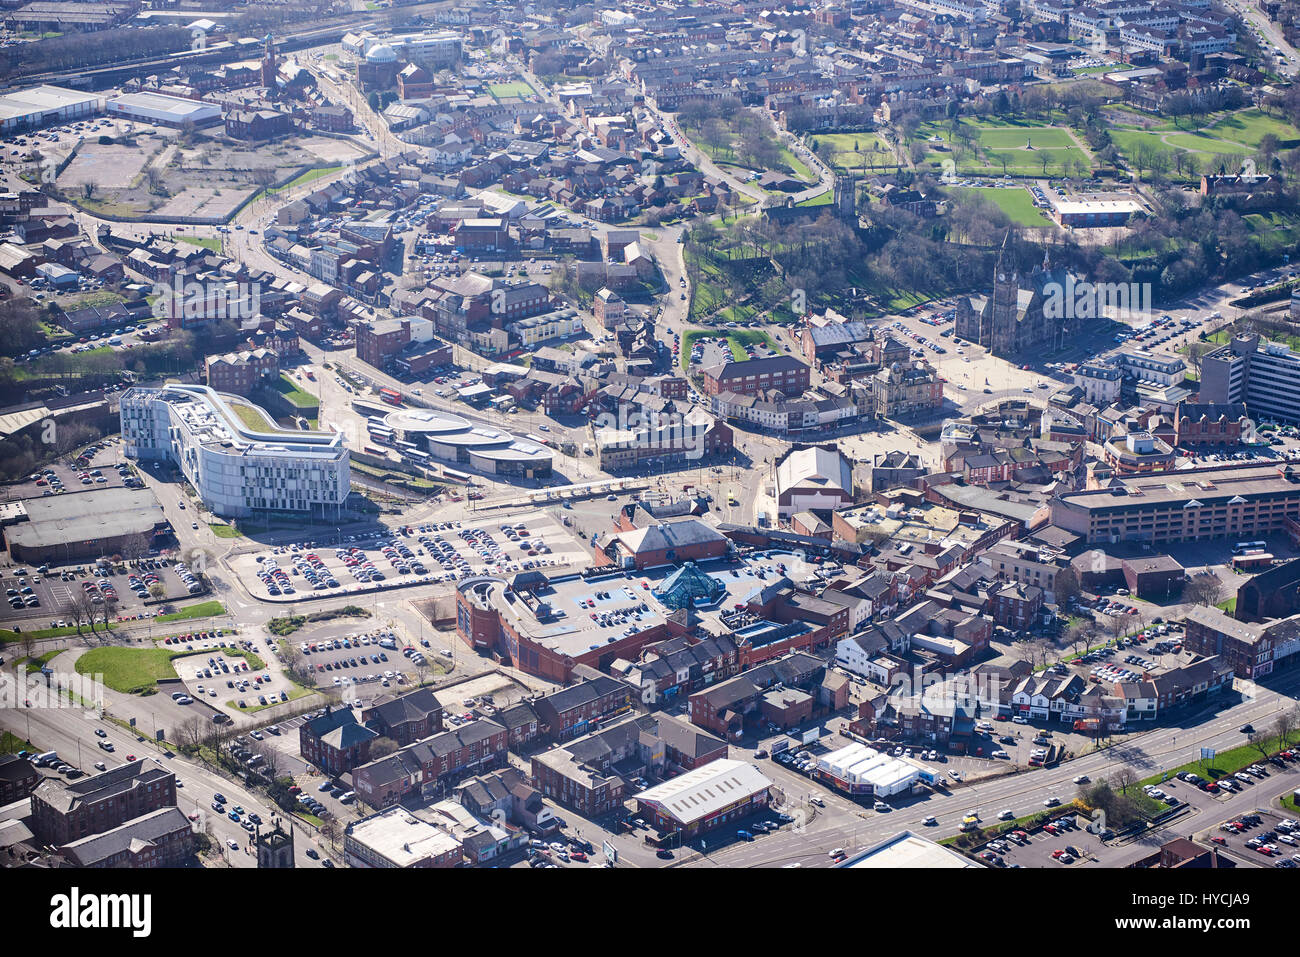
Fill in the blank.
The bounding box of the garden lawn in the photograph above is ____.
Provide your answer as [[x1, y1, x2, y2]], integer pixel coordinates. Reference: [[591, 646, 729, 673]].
[[75, 647, 185, 694], [1, 731, 35, 754], [232, 403, 274, 431], [1204, 109, 1300, 149], [487, 81, 533, 99], [951, 187, 1052, 227]]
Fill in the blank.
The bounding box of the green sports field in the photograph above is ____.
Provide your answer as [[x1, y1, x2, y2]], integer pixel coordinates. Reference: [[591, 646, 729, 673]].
[[487, 81, 533, 99]]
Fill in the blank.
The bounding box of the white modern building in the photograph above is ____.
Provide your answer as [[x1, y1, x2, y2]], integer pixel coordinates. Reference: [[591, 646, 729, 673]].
[[120, 384, 350, 519], [0, 85, 101, 133], [104, 91, 222, 128], [814, 742, 941, 797]]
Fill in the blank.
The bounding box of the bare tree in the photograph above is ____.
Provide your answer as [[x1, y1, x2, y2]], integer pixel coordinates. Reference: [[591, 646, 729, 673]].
[[99, 593, 119, 631], [319, 816, 339, 850], [1248, 730, 1272, 761], [178, 717, 204, 752], [1181, 573, 1225, 608], [1026, 638, 1051, 670], [1274, 709, 1297, 749], [1106, 610, 1130, 646], [73, 592, 98, 635], [1111, 767, 1138, 796], [250, 741, 282, 779], [1054, 568, 1082, 609], [1066, 621, 1093, 657]]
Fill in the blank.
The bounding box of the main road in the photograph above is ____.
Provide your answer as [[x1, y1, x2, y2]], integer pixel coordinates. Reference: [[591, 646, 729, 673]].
[[688, 668, 1300, 867]]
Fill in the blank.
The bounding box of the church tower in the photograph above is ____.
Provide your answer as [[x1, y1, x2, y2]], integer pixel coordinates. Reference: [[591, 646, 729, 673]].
[[256, 817, 295, 868], [261, 34, 278, 90], [833, 174, 857, 221], [990, 232, 1020, 355]]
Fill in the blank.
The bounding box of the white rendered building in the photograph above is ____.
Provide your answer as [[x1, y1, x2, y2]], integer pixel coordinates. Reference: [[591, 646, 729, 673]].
[[120, 384, 349, 519]]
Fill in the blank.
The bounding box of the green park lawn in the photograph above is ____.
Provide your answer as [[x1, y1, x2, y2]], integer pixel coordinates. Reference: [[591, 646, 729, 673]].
[[231, 403, 274, 431], [916, 119, 1090, 177], [951, 187, 1052, 227], [810, 132, 890, 172], [75, 644, 263, 694]]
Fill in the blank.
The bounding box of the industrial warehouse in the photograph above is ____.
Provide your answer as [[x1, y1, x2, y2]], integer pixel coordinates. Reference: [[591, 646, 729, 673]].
[[0, 486, 168, 564], [630, 758, 772, 840], [0, 85, 101, 133]]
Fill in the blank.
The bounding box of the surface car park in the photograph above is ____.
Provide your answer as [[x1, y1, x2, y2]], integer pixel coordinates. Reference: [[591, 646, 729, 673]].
[[1, 554, 198, 627], [298, 627, 412, 693], [229, 514, 584, 601]]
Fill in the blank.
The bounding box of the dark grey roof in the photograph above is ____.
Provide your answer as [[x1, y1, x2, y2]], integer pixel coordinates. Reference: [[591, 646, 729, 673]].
[[34, 760, 172, 815], [61, 807, 191, 866], [367, 687, 443, 729], [541, 675, 628, 715], [654, 714, 726, 760]]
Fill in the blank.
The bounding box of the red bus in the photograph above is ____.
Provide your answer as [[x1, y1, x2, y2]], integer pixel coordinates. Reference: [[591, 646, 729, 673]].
[[364, 446, 390, 457], [379, 388, 402, 406]]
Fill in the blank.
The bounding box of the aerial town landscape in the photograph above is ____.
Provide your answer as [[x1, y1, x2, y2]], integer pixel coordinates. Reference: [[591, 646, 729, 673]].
[[0, 0, 1299, 891]]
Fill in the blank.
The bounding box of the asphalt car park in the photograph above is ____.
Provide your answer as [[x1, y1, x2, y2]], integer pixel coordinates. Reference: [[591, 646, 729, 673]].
[[296, 626, 415, 694], [229, 514, 583, 601], [1206, 806, 1300, 867], [0, 551, 200, 626], [972, 814, 1097, 868], [152, 629, 283, 715]]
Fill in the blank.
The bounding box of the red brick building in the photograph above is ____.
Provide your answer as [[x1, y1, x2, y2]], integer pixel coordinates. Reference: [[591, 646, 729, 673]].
[[361, 686, 444, 747], [356, 317, 411, 370], [225, 109, 294, 141], [0, 754, 39, 806], [205, 348, 279, 397], [30, 762, 177, 846], [592, 287, 627, 330], [352, 719, 509, 809], [701, 355, 810, 398], [1173, 402, 1249, 447], [299, 706, 378, 776], [534, 674, 634, 742], [60, 807, 194, 868], [600, 518, 730, 571]]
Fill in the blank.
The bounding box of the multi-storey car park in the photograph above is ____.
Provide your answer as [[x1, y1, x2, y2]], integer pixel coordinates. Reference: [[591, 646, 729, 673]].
[[119, 384, 350, 519], [1050, 460, 1300, 546]]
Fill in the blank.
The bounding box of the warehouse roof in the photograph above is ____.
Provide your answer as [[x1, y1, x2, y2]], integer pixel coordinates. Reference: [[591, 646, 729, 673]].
[[6, 487, 165, 551], [0, 85, 99, 125], [634, 757, 771, 826], [775, 446, 852, 498], [838, 830, 982, 868]]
